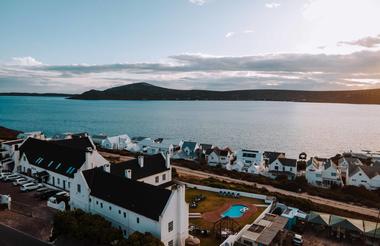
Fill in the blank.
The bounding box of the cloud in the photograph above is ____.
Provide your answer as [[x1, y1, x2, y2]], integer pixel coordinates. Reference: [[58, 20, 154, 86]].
[[225, 32, 235, 38], [1, 51, 380, 93], [265, 2, 281, 8], [338, 34, 380, 48], [8, 57, 43, 66], [189, 0, 206, 6]]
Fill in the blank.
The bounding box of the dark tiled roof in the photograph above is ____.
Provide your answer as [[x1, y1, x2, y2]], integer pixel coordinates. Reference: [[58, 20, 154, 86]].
[[19, 138, 91, 178], [83, 168, 171, 221], [110, 154, 169, 180], [358, 165, 380, 179], [278, 158, 297, 167], [181, 141, 197, 154], [51, 137, 95, 151], [199, 144, 213, 150], [263, 151, 285, 164], [212, 147, 231, 157]]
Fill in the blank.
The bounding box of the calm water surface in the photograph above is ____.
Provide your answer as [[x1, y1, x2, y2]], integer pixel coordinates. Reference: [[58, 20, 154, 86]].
[[1, 96, 380, 158]]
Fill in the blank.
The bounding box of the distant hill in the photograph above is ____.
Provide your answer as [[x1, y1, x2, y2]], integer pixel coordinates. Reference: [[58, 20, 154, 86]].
[[0, 126, 22, 140], [69, 82, 380, 104]]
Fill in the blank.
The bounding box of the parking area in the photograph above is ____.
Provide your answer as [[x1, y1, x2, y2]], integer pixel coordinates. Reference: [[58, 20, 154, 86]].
[[0, 179, 57, 241]]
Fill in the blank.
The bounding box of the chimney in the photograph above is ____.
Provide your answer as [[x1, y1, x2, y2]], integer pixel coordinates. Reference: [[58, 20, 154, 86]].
[[85, 148, 93, 170], [138, 155, 144, 168], [103, 164, 110, 173], [166, 153, 171, 169], [125, 169, 132, 179]]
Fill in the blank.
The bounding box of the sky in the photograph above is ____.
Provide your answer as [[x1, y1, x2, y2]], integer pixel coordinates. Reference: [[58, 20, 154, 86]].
[[0, 0, 380, 93]]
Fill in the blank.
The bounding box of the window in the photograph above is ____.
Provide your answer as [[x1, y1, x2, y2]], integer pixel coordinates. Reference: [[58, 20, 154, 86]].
[[96, 201, 98, 205], [100, 203, 103, 208], [77, 184, 81, 193], [361, 180, 367, 183], [123, 230, 126, 236], [282, 167, 285, 171], [136, 217, 140, 223], [316, 174, 321, 178], [168, 240, 174, 246], [57, 178, 60, 185], [331, 172, 336, 176], [68, 182, 70, 188], [359, 173, 362, 176], [89, 198, 92, 202], [274, 166, 278, 170], [290, 167, 293, 171], [162, 174, 166, 181], [118, 210, 121, 214], [23, 156, 26, 161], [155, 176, 159, 183], [109, 206, 112, 211], [168, 221, 173, 232], [123, 212, 126, 218]]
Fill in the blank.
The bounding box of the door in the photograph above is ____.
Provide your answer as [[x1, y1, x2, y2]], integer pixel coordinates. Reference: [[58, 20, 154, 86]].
[[63, 180, 66, 190], [52, 176, 55, 186]]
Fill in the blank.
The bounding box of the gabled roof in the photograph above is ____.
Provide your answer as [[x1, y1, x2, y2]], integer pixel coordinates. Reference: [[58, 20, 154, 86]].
[[339, 157, 362, 166], [19, 138, 92, 178], [131, 136, 149, 142], [277, 158, 297, 167], [83, 168, 172, 221], [110, 154, 169, 180], [350, 164, 380, 179], [308, 211, 330, 226], [199, 144, 213, 150], [181, 141, 197, 154], [263, 151, 285, 164], [211, 147, 231, 157]]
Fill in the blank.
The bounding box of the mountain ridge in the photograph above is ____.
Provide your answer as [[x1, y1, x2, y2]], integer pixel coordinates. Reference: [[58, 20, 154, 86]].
[[69, 82, 380, 105]]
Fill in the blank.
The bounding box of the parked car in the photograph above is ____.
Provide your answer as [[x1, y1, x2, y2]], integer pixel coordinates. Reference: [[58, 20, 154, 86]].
[[3, 174, 21, 182], [12, 177, 27, 186], [38, 190, 60, 200], [36, 187, 49, 192], [20, 182, 43, 192], [0, 171, 12, 180], [293, 234, 303, 245]]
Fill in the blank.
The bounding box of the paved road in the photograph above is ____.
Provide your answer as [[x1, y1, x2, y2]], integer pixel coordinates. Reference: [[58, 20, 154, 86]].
[[0, 223, 51, 246], [173, 165, 380, 219]]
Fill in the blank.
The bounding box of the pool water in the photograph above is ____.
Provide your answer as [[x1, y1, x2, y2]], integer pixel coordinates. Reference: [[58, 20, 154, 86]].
[[221, 205, 248, 218]]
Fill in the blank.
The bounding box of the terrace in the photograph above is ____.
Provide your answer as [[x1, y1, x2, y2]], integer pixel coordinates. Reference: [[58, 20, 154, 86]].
[[185, 188, 267, 246]]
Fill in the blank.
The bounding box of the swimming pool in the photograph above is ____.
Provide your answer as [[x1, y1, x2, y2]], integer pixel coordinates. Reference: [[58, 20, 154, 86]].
[[221, 205, 248, 218]]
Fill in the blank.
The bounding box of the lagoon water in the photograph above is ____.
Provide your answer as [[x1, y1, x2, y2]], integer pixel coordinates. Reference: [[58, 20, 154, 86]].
[[1, 96, 380, 158]]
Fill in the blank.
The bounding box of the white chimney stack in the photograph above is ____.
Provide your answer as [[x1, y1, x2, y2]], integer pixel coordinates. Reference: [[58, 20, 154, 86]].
[[166, 153, 171, 169], [125, 169, 132, 179], [138, 155, 144, 168]]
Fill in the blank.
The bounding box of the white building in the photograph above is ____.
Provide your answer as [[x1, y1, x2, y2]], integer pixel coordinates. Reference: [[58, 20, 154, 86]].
[[101, 134, 131, 150], [338, 156, 363, 177], [110, 153, 172, 187], [207, 147, 233, 167], [127, 137, 154, 153], [179, 141, 199, 160], [262, 151, 285, 167], [70, 167, 189, 246], [346, 164, 380, 190], [230, 149, 264, 174], [0, 139, 24, 171], [267, 158, 297, 180], [306, 157, 343, 188], [17, 131, 46, 140], [17, 137, 109, 191], [145, 138, 181, 156]]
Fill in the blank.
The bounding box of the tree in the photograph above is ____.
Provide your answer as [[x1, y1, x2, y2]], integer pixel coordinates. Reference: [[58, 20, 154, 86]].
[[117, 232, 164, 246]]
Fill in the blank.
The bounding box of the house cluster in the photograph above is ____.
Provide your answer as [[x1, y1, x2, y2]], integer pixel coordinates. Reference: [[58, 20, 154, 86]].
[[96, 134, 299, 180], [0, 133, 190, 246], [306, 154, 380, 190]]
